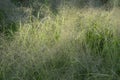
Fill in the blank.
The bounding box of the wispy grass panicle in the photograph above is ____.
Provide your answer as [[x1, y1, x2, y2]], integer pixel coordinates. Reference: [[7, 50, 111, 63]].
[[0, 2, 120, 80]]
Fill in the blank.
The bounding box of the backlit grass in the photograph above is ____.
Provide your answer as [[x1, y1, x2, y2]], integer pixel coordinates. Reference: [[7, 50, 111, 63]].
[[0, 5, 120, 80]]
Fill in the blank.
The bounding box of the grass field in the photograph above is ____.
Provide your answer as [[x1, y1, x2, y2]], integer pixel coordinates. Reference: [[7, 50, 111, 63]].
[[0, 0, 120, 80]]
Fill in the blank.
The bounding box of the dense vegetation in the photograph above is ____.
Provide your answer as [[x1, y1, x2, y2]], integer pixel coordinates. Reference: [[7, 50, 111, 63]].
[[0, 0, 120, 80]]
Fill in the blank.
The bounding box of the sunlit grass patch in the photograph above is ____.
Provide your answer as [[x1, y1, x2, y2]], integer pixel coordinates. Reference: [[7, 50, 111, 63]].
[[0, 6, 120, 80]]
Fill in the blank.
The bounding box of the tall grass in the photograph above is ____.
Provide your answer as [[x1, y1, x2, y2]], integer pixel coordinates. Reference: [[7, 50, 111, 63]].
[[0, 2, 120, 80]]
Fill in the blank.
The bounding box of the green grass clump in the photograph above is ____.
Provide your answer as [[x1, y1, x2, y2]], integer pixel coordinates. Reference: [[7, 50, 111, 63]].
[[0, 9, 18, 37], [0, 5, 120, 80]]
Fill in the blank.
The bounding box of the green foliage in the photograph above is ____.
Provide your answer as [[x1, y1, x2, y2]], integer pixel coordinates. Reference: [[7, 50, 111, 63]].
[[0, 10, 6, 22], [0, 9, 18, 37], [86, 21, 113, 54], [0, 9, 6, 32], [11, 0, 22, 6], [0, 1, 120, 80]]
